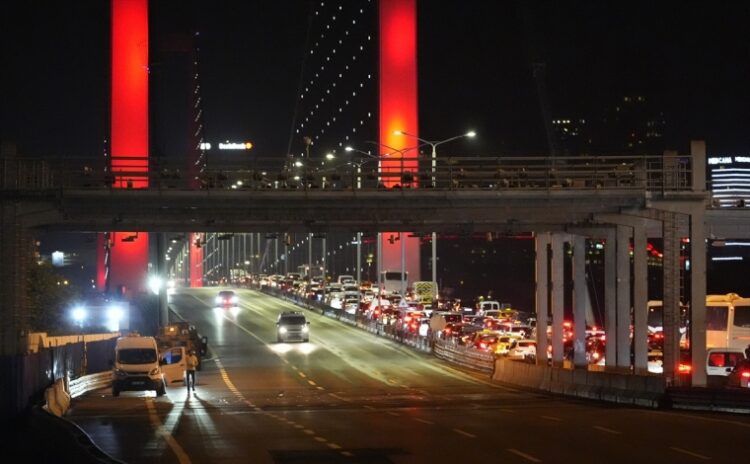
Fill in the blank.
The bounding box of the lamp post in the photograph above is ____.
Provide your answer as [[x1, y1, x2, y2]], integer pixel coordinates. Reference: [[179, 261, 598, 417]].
[[393, 130, 476, 293], [344, 147, 388, 285]]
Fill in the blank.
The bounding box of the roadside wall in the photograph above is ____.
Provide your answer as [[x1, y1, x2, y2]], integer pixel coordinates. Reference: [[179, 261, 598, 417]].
[[493, 358, 667, 408]]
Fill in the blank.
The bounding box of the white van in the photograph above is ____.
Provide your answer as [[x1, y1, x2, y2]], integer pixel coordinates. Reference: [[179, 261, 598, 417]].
[[112, 334, 169, 397], [477, 300, 501, 315]]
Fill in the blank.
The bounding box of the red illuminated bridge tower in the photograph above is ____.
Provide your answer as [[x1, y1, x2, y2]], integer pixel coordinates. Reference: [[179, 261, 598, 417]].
[[101, 0, 422, 295], [379, 0, 421, 285]]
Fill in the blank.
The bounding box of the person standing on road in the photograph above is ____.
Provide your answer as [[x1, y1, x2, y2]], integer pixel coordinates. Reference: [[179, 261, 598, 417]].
[[186, 350, 199, 391]]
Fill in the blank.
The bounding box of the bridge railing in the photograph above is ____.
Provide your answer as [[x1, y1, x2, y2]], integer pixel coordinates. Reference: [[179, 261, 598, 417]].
[[0, 153, 692, 193]]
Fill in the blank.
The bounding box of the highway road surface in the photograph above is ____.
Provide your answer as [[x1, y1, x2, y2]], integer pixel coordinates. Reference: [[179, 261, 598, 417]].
[[67, 288, 750, 463]]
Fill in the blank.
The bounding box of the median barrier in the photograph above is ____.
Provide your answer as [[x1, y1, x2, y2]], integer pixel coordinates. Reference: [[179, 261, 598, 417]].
[[493, 358, 667, 408]]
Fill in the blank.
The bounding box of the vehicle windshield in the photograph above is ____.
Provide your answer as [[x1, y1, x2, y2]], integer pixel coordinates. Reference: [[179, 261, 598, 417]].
[[648, 305, 663, 327], [706, 306, 728, 330], [118, 348, 157, 364], [219, 291, 235, 297], [733, 305, 750, 328], [280, 316, 306, 325]]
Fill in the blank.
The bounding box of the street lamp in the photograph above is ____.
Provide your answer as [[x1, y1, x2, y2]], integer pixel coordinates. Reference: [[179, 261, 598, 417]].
[[394, 129, 477, 292]]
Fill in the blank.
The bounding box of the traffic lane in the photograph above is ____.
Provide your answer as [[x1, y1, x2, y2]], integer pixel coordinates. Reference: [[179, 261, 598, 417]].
[[234, 289, 501, 392]]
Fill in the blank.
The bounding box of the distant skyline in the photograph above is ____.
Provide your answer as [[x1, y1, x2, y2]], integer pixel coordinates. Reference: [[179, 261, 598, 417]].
[[1, 1, 749, 160]]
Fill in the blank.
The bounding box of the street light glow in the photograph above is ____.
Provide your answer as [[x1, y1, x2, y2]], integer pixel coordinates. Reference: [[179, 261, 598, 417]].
[[72, 306, 86, 324], [467, 131, 476, 137]]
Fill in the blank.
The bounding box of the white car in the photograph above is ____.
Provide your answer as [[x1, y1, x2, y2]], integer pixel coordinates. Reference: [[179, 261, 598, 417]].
[[507, 339, 537, 361]]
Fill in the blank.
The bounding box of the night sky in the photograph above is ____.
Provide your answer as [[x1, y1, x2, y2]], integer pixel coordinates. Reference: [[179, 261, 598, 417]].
[[2, 1, 749, 158]]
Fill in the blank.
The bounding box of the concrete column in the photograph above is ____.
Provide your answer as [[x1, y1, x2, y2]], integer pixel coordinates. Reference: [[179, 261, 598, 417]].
[[535, 233, 550, 366], [633, 220, 648, 373], [0, 202, 31, 355], [616, 226, 631, 369], [691, 140, 706, 192], [156, 233, 168, 326], [573, 235, 587, 368], [691, 205, 707, 387], [604, 228, 617, 368], [662, 211, 681, 384], [551, 233, 566, 366]]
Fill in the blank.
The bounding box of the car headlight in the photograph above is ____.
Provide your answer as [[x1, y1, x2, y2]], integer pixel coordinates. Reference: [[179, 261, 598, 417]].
[[278, 327, 287, 334], [113, 368, 127, 378], [215, 296, 222, 304], [302, 326, 309, 333], [231, 296, 239, 303], [149, 367, 160, 376]]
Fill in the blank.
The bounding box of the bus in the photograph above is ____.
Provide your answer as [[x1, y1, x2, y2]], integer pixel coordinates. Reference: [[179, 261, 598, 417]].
[[706, 293, 750, 351], [380, 270, 408, 296]]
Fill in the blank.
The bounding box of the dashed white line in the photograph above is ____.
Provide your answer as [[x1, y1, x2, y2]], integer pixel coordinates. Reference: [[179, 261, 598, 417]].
[[593, 425, 621, 435], [387, 411, 400, 417], [670, 447, 711, 460], [298, 372, 307, 378], [452, 428, 476, 438], [507, 448, 542, 463], [541, 415, 562, 422], [313, 436, 327, 443], [307, 380, 317, 386], [414, 418, 434, 425]]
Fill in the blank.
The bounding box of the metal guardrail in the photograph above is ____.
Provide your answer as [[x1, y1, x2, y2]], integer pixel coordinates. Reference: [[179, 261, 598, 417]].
[[0, 154, 692, 192], [667, 387, 750, 413], [68, 372, 112, 398], [433, 339, 496, 373]]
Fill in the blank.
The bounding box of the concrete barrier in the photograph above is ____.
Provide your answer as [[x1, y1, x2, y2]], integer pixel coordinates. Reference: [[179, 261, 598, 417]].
[[493, 358, 667, 408]]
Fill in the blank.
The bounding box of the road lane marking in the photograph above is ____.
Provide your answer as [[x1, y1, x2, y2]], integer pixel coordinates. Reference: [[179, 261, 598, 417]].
[[415, 418, 434, 425], [145, 399, 192, 464], [452, 428, 476, 438], [387, 411, 400, 417], [498, 408, 516, 413], [541, 415, 562, 422], [508, 448, 542, 462], [670, 447, 711, 460], [316, 386, 325, 390], [341, 451, 354, 457], [644, 410, 750, 429], [307, 380, 317, 386], [593, 425, 621, 435], [314, 436, 327, 443], [303, 429, 316, 435], [327, 443, 342, 449], [363, 405, 376, 410], [298, 372, 306, 378]]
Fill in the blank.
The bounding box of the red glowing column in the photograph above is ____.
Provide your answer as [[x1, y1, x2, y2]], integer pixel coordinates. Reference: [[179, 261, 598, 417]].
[[189, 233, 204, 288], [379, 0, 420, 284], [107, 0, 150, 296]]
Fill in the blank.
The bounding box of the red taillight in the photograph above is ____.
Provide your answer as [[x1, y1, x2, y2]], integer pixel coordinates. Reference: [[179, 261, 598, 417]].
[[741, 371, 750, 379], [405, 316, 412, 323], [678, 363, 692, 374], [592, 352, 600, 360], [480, 342, 488, 350], [444, 328, 451, 335]]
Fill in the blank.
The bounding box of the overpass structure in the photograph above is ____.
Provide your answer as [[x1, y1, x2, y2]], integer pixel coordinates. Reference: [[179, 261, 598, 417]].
[[5, 140, 749, 390]]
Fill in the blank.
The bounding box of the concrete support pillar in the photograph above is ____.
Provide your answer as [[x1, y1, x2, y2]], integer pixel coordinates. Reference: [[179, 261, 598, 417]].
[[616, 226, 631, 369], [572, 235, 588, 368], [633, 220, 649, 373], [662, 211, 681, 383], [535, 233, 550, 366], [690, 205, 707, 387], [356, 232, 362, 284], [0, 202, 31, 355], [604, 228, 617, 368], [551, 233, 566, 366]]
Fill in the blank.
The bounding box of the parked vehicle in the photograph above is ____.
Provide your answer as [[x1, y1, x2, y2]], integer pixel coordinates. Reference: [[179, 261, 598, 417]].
[[112, 334, 167, 397], [156, 322, 208, 370]]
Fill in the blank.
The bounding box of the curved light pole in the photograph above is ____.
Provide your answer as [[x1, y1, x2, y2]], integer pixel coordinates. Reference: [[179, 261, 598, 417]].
[[393, 130, 477, 296]]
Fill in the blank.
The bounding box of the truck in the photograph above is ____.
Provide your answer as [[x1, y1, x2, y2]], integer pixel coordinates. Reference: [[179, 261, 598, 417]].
[[413, 281, 439, 308], [155, 322, 208, 370]]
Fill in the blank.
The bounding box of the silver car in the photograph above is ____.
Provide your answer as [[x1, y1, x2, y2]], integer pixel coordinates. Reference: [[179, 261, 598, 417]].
[[276, 311, 310, 343]]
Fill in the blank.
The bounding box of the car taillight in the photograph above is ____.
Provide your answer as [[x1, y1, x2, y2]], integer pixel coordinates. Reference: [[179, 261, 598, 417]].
[[678, 363, 692, 374], [480, 342, 488, 350], [741, 371, 750, 379], [592, 352, 600, 360]]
